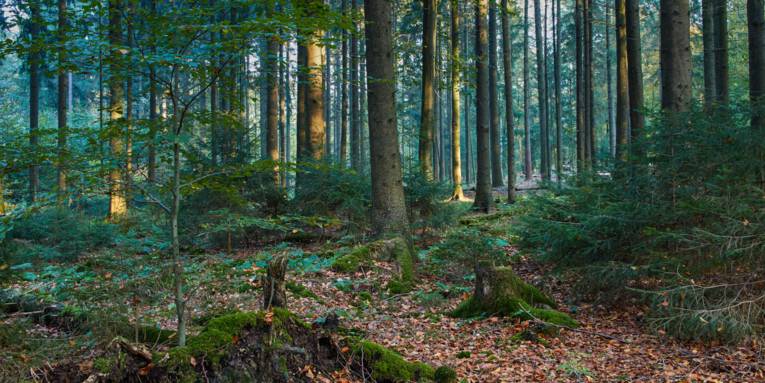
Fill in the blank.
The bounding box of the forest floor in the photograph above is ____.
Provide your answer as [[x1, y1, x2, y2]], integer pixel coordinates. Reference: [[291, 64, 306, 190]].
[[3, 192, 765, 382]]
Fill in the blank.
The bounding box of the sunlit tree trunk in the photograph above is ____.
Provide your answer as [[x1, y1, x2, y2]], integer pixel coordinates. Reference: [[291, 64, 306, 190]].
[[306, 28, 326, 160], [615, 0, 629, 161], [267, 4, 280, 186], [451, 0, 464, 200], [108, 0, 127, 219], [279, 45, 287, 188], [474, 0, 493, 212], [364, 0, 409, 234], [501, 0, 515, 201]]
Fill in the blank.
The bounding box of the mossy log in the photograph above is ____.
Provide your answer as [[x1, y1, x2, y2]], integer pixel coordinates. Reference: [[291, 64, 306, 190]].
[[452, 262, 578, 328]]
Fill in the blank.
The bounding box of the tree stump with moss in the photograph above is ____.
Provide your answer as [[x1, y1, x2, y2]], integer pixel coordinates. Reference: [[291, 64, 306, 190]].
[[331, 237, 415, 293], [452, 262, 578, 328], [263, 254, 288, 309]]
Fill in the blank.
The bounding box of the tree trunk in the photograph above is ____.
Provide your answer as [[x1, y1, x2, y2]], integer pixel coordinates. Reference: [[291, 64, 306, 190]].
[[749, 0, 765, 131], [419, 0, 437, 180], [148, 1, 159, 181], [474, 0, 494, 212], [703, 0, 717, 108], [263, 255, 288, 309], [554, 0, 563, 179], [585, 0, 594, 167], [523, 0, 532, 180], [29, 3, 41, 203], [576, 0, 586, 172], [605, 0, 615, 158], [279, 45, 287, 188], [615, 0, 629, 161], [57, 0, 68, 202], [364, 0, 410, 234], [626, 0, 644, 152], [660, 0, 691, 114], [306, 28, 326, 161], [451, 0, 464, 200], [534, 0, 549, 181], [267, 5, 280, 186], [489, 0, 503, 187], [501, 0, 515, 202], [341, 0, 349, 165], [714, 0, 729, 105], [351, 0, 361, 171], [108, 0, 127, 219]]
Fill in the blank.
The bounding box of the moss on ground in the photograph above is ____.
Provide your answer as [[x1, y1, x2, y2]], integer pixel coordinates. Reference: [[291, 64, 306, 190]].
[[434, 365, 458, 383], [286, 281, 324, 303], [351, 340, 435, 382], [331, 245, 371, 273]]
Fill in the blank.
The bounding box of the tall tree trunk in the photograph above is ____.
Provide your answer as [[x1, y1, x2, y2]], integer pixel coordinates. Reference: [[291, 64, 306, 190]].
[[57, 0, 68, 202], [575, 0, 586, 172], [341, 0, 349, 165], [279, 45, 287, 187], [660, 0, 691, 114], [714, 0, 729, 105], [523, 0, 532, 180], [534, 0, 549, 181], [474, 0, 493, 212], [451, 0, 464, 200], [703, 0, 717, 108], [419, 0, 437, 180], [605, 0, 615, 158], [148, 0, 159, 181], [584, 0, 594, 167], [325, 40, 332, 158], [306, 28, 326, 160], [29, 3, 41, 203], [626, 0, 644, 152], [554, 0, 563, 179], [267, 5, 281, 186], [297, 45, 307, 164], [125, 1, 134, 209], [351, 0, 361, 170], [748, 0, 765, 186], [285, 45, 292, 188], [108, 0, 127, 219], [615, 0, 629, 161], [489, 0, 503, 187], [364, 0, 410, 234], [501, 0, 515, 201]]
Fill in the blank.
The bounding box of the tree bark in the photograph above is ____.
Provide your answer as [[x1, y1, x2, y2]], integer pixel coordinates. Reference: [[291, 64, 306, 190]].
[[575, 0, 586, 172], [749, 0, 765, 131], [714, 0, 729, 105], [554, 0, 563, 178], [605, 0, 615, 158], [451, 0, 464, 200], [306, 29, 326, 161], [57, 0, 68, 202], [489, 0, 503, 187], [29, 2, 41, 203], [364, 0, 410, 234], [615, 0, 629, 161], [108, 0, 127, 219], [267, 4, 280, 186], [660, 0, 691, 114], [703, 0, 717, 108], [474, 0, 494, 212], [534, 0, 549, 180], [419, 0, 437, 180], [350, 0, 361, 171], [501, 0, 515, 202], [626, 0, 644, 152], [341, 0, 349, 165], [523, 0, 532, 180]]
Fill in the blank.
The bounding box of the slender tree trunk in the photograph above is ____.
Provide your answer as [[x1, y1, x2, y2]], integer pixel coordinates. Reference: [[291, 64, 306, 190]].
[[605, 1, 615, 158], [148, 2, 158, 181], [297, 45, 307, 164], [576, 0, 586, 172], [125, 1, 134, 208], [615, 0, 629, 161], [325, 40, 332, 158], [451, 0, 464, 200], [341, 0, 349, 165], [108, 0, 127, 219], [364, 0, 410, 234], [626, 0, 644, 152], [306, 28, 326, 161], [489, 0, 503, 187], [534, 0, 549, 181], [267, 5, 281, 186], [584, 0, 594, 167], [285, 45, 292, 187], [474, 0, 493, 212], [419, 0, 437, 179], [351, 0, 361, 170], [714, 0, 729, 105], [501, 0, 515, 201], [57, 0, 68, 202], [523, 0, 532, 180], [554, 0, 562, 178], [279, 45, 287, 187], [703, 0, 717, 108], [29, 3, 41, 203]]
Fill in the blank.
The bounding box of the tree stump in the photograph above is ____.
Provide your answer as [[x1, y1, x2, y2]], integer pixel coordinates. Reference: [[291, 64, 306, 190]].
[[263, 254, 288, 309]]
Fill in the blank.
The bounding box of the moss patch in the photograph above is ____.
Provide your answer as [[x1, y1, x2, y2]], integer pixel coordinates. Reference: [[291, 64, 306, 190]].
[[331, 246, 371, 273], [434, 365, 458, 383], [351, 340, 435, 382], [286, 281, 324, 303]]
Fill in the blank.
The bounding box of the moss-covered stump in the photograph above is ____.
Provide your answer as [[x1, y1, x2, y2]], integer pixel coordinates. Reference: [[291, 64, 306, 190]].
[[55, 309, 452, 383], [452, 263, 578, 328]]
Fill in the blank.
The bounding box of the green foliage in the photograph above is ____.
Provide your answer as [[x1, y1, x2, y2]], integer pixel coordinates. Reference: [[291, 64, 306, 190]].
[[433, 365, 458, 383], [351, 340, 435, 382], [428, 229, 507, 266], [513, 104, 765, 342], [331, 245, 371, 273]]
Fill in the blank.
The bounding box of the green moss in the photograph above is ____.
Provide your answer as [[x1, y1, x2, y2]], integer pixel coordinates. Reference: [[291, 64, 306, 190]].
[[386, 279, 413, 294], [286, 281, 324, 303], [434, 366, 458, 383], [357, 291, 373, 301], [352, 340, 435, 382], [331, 246, 371, 273], [455, 351, 471, 359], [451, 296, 578, 328], [93, 356, 116, 374]]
